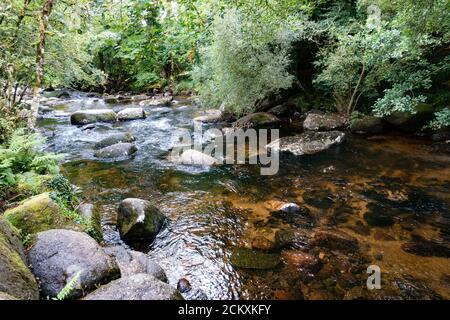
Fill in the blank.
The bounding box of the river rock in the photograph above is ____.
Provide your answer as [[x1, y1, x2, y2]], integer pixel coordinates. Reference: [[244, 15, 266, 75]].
[[177, 278, 192, 293], [386, 104, 435, 133], [43, 89, 70, 99], [303, 111, 347, 131], [139, 96, 173, 107], [104, 246, 168, 282], [83, 274, 183, 300], [94, 143, 138, 159], [350, 114, 384, 134], [281, 250, 320, 271], [0, 220, 39, 300], [266, 131, 345, 156], [310, 230, 359, 253], [117, 108, 146, 121], [401, 238, 450, 258], [27, 229, 120, 299], [94, 132, 136, 149], [251, 236, 276, 250], [71, 109, 117, 125], [76, 203, 102, 241], [233, 112, 280, 129], [117, 198, 166, 245], [180, 149, 219, 166], [193, 109, 223, 123], [3, 193, 84, 235], [230, 248, 281, 270]]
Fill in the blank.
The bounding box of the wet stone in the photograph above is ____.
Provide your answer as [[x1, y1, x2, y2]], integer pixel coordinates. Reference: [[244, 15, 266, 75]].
[[251, 236, 276, 251], [230, 248, 281, 270], [303, 189, 335, 209], [310, 230, 359, 253], [401, 237, 450, 258], [177, 278, 192, 293]]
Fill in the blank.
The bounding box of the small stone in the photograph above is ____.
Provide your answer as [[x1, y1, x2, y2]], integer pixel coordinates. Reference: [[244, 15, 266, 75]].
[[177, 278, 192, 293], [251, 236, 276, 250]]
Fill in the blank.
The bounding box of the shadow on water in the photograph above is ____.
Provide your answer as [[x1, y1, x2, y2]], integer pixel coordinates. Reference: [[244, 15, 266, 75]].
[[38, 93, 450, 300]]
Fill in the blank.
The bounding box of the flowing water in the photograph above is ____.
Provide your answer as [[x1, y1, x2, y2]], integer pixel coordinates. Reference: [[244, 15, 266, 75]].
[[37, 93, 450, 300]]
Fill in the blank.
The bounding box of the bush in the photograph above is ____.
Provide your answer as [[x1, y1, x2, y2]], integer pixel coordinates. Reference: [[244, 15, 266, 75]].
[[0, 129, 63, 199], [193, 9, 297, 115]]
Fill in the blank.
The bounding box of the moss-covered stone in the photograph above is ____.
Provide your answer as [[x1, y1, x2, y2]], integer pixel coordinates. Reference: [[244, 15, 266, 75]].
[[350, 115, 384, 134], [0, 220, 39, 300], [386, 104, 435, 132], [70, 109, 117, 125], [3, 193, 85, 236], [233, 112, 280, 129], [15, 174, 52, 198]]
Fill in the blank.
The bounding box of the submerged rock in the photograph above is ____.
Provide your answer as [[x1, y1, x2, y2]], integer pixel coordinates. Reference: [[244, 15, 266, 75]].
[[251, 236, 276, 250], [193, 109, 223, 123], [104, 246, 168, 282], [233, 112, 280, 129], [94, 143, 138, 159], [230, 248, 281, 270], [70, 109, 117, 125], [281, 250, 320, 271], [117, 198, 166, 245], [27, 229, 119, 299], [179, 149, 219, 166], [94, 132, 136, 149], [310, 230, 359, 253], [363, 203, 395, 227], [83, 274, 183, 300], [402, 238, 450, 258], [0, 220, 39, 300], [117, 107, 146, 121], [3, 193, 84, 235], [266, 131, 345, 156], [303, 111, 347, 131]]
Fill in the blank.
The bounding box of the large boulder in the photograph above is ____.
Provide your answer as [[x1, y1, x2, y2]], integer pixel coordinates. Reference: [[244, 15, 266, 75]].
[[233, 112, 280, 129], [303, 111, 347, 131], [94, 143, 138, 159], [350, 114, 384, 134], [266, 131, 345, 156], [27, 229, 120, 299], [0, 220, 39, 300], [386, 104, 435, 133], [139, 96, 173, 107], [94, 132, 136, 149], [179, 149, 219, 166], [70, 109, 117, 125], [193, 109, 223, 123], [83, 274, 183, 300], [104, 246, 168, 282], [117, 198, 166, 245], [117, 108, 146, 121], [3, 193, 84, 236]]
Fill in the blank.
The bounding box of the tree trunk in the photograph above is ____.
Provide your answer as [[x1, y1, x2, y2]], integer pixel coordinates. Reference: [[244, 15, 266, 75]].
[[28, 0, 54, 130]]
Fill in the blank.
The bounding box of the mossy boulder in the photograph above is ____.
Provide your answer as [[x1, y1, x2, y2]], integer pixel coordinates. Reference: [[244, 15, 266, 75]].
[[94, 143, 138, 159], [350, 114, 384, 134], [70, 109, 117, 125], [386, 104, 435, 132], [233, 112, 280, 129], [0, 220, 39, 300], [303, 111, 347, 131], [117, 198, 166, 246], [3, 193, 84, 236]]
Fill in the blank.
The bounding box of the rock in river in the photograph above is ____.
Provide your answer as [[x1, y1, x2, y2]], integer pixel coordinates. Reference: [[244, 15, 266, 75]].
[[303, 111, 347, 131], [0, 220, 39, 300], [104, 246, 168, 282], [83, 274, 183, 300], [117, 107, 146, 121], [70, 109, 117, 125], [94, 143, 138, 159], [94, 132, 136, 149], [266, 131, 345, 156], [193, 109, 223, 123], [233, 112, 280, 129], [117, 198, 166, 245], [180, 149, 219, 166], [230, 248, 281, 270], [350, 114, 384, 134], [27, 229, 120, 299]]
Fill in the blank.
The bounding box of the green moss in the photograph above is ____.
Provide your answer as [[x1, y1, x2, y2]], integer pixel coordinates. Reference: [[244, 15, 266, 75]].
[[3, 193, 85, 236]]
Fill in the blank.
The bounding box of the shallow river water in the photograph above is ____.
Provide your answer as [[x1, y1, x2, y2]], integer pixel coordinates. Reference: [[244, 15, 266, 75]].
[[38, 93, 450, 300]]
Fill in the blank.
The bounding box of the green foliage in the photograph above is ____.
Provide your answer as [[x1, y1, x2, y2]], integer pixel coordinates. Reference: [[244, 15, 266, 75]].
[[193, 8, 297, 115], [0, 129, 62, 198], [54, 270, 82, 300], [427, 108, 450, 130], [46, 174, 81, 210]]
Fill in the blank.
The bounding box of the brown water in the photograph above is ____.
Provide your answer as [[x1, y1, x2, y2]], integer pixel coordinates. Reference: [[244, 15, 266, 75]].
[[38, 93, 450, 300]]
